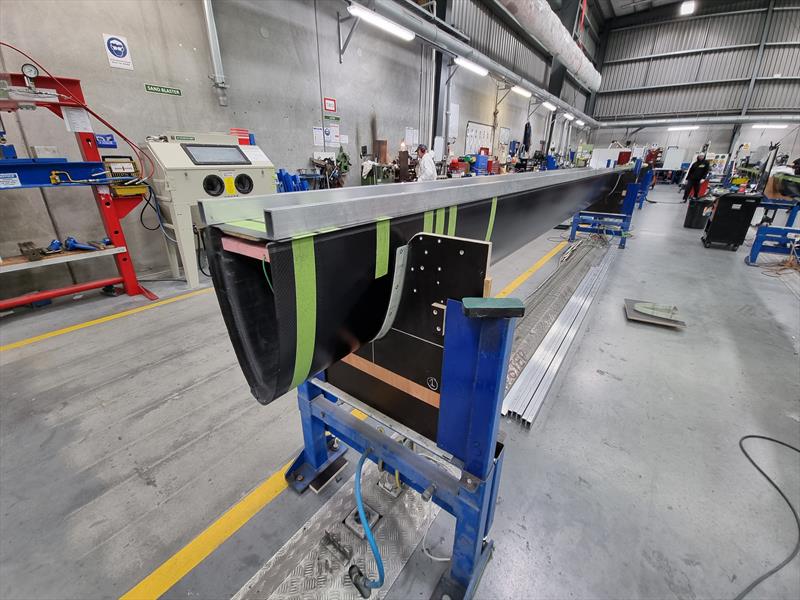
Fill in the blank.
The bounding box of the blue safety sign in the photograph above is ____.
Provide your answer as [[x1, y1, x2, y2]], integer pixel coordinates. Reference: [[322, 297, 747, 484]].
[[106, 37, 127, 58], [95, 134, 117, 148]]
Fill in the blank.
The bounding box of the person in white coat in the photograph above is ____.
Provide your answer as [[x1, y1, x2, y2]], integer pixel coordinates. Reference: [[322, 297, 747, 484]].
[[415, 144, 437, 181]]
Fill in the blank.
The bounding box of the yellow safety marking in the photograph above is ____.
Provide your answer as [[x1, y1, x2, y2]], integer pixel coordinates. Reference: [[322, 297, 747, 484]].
[[496, 241, 567, 298], [120, 460, 293, 600], [0, 288, 214, 352], [224, 176, 236, 196], [122, 406, 368, 598], [351, 408, 368, 421]]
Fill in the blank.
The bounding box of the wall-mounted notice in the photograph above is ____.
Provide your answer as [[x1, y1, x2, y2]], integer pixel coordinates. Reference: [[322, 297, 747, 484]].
[[62, 107, 93, 133], [404, 127, 419, 147], [103, 34, 134, 70], [313, 127, 324, 146]]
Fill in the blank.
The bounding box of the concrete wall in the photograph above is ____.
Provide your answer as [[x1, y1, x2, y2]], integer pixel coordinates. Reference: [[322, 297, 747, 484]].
[[0, 0, 556, 301]]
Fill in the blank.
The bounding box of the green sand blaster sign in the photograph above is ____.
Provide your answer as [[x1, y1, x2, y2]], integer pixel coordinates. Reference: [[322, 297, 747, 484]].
[[145, 84, 182, 96]]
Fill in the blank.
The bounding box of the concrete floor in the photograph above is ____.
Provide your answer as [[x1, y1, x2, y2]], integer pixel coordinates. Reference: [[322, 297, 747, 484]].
[[1, 184, 798, 599]]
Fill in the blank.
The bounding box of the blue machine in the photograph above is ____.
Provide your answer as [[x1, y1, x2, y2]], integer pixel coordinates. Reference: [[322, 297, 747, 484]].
[[286, 296, 523, 599], [568, 182, 640, 249], [545, 154, 558, 170], [745, 198, 800, 265], [276, 168, 310, 193]]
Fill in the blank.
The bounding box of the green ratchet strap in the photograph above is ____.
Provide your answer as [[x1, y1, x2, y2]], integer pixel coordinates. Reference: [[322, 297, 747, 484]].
[[434, 207, 446, 234], [375, 218, 390, 278], [423, 210, 434, 233], [485, 197, 498, 241], [290, 236, 317, 389], [447, 205, 458, 236], [228, 219, 268, 233]]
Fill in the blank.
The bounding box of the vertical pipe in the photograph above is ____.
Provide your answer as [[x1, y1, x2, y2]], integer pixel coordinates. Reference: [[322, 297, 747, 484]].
[[202, 0, 228, 106], [443, 61, 454, 157]]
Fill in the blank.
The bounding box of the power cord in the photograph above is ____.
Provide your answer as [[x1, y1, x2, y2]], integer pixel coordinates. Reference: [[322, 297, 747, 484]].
[[734, 435, 800, 600], [348, 449, 385, 598]]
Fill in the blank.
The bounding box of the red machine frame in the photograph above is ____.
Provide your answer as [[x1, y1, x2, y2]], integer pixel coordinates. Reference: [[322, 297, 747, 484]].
[[0, 72, 156, 311]]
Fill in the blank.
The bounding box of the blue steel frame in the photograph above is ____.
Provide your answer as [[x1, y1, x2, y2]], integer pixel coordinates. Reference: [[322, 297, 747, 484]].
[[0, 157, 119, 187], [568, 182, 640, 249], [286, 298, 520, 599], [637, 168, 654, 209], [745, 198, 800, 265]]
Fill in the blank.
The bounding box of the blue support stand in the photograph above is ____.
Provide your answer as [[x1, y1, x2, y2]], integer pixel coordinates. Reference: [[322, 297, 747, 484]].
[[568, 182, 640, 248], [745, 198, 800, 265], [285, 297, 523, 600], [637, 168, 654, 209]]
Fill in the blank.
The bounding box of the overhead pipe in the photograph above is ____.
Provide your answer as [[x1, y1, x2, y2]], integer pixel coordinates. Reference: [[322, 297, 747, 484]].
[[363, 0, 600, 128], [597, 115, 800, 128], [202, 0, 228, 106], [495, 0, 602, 93]]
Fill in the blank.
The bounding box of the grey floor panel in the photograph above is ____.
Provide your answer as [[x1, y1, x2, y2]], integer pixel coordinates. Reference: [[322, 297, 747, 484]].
[[234, 462, 438, 600]]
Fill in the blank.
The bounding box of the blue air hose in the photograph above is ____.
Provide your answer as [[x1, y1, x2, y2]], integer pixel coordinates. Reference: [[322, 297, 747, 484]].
[[354, 449, 385, 590]]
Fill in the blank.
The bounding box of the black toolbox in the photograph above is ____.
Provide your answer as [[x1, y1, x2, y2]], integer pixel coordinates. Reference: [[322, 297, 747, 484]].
[[701, 193, 762, 250]]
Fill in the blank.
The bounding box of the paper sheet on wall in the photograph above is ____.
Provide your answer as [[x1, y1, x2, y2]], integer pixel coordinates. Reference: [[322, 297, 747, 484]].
[[62, 107, 93, 133], [404, 127, 419, 147], [340, 134, 349, 144], [324, 123, 340, 145], [313, 127, 324, 147]]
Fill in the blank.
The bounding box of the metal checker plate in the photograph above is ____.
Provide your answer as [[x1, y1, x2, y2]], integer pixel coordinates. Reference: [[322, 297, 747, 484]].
[[233, 461, 440, 600]]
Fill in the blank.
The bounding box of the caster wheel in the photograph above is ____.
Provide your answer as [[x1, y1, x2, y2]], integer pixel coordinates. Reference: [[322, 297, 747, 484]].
[[731, 245, 739, 251], [702, 239, 711, 248]]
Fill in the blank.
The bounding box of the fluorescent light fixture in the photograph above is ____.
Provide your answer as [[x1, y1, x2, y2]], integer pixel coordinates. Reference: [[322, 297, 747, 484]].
[[347, 3, 415, 42], [542, 101, 557, 112], [752, 123, 788, 129], [454, 56, 488, 77], [679, 1, 695, 16], [576, 119, 585, 127], [511, 85, 532, 98], [563, 113, 575, 121], [668, 125, 699, 131]]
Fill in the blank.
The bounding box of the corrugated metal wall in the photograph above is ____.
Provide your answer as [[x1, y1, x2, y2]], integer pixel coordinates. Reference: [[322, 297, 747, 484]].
[[449, 0, 592, 112], [449, 0, 550, 88], [596, 1, 800, 119]]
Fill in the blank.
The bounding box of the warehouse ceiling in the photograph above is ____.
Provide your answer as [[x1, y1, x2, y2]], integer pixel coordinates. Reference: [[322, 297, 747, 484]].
[[606, 0, 686, 17]]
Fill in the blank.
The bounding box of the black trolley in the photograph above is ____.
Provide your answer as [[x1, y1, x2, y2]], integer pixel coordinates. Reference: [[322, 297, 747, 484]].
[[702, 193, 762, 251]]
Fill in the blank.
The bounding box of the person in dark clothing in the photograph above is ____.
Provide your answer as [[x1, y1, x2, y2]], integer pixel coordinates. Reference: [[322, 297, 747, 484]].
[[683, 154, 711, 202], [793, 157, 800, 176]]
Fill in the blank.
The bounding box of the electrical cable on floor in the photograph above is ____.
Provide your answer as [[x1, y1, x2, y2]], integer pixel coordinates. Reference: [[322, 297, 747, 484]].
[[422, 499, 450, 562], [733, 435, 800, 600], [351, 449, 385, 592]]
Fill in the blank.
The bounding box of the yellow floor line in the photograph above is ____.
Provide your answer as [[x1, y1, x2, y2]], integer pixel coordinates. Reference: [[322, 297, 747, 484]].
[[0, 288, 213, 352], [496, 241, 568, 298], [122, 408, 367, 600], [120, 460, 292, 600]]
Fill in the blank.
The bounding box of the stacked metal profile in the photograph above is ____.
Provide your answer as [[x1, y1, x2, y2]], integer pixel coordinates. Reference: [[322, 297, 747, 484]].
[[502, 247, 616, 426]]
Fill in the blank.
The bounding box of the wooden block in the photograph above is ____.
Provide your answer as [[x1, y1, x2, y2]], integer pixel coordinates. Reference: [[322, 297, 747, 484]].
[[483, 277, 492, 297]]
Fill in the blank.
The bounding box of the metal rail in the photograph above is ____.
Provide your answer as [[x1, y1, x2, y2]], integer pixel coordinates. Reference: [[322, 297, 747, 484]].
[[200, 167, 622, 240]]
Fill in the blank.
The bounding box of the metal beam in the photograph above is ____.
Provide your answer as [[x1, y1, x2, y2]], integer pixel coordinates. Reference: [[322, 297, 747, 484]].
[[610, 7, 767, 33], [603, 44, 760, 66], [741, 0, 776, 116], [200, 168, 622, 236], [596, 115, 800, 128], [597, 78, 750, 95]]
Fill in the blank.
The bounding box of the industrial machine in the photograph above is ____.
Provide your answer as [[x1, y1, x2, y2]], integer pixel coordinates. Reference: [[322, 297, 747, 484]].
[[702, 193, 762, 251], [198, 168, 622, 599], [0, 66, 154, 310], [143, 132, 275, 288]]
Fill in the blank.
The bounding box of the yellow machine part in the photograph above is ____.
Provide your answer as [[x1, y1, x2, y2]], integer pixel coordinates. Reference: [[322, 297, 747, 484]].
[[111, 184, 149, 197]]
